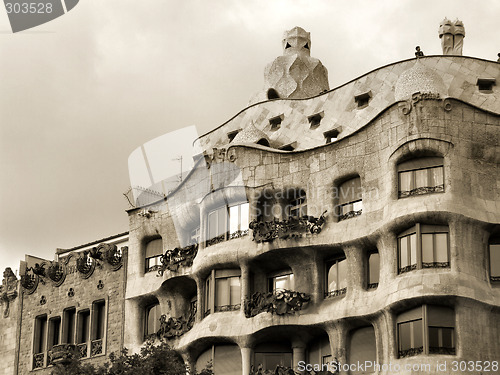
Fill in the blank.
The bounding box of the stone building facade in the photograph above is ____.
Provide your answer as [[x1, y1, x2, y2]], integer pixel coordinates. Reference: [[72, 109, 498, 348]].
[[0, 233, 128, 375], [2, 25, 500, 375], [123, 26, 500, 375]]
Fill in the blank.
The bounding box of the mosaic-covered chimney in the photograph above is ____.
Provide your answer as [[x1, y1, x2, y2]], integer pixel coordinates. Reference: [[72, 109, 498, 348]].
[[439, 18, 465, 55]]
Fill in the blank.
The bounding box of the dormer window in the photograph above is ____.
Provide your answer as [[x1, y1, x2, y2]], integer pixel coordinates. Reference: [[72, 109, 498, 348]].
[[279, 142, 297, 152], [269, 114, 284, 130], [324, 128, 341, 144], [308, 111, 324, 128], [477, 78, 495, 93], [354, 91, 372, 108]]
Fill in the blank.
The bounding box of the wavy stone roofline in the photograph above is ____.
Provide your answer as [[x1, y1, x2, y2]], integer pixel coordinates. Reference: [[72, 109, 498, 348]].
[[196, 55, 500, 153]]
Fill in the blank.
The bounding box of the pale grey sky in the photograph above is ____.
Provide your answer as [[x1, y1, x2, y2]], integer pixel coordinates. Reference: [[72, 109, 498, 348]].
[[0, 0, 499, 274]]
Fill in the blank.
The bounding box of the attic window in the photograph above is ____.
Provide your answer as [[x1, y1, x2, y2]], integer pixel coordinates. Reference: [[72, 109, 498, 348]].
[[279, 142, 297, 151], [477, 78, 496, 93], [227, 130, 240, 142], [285, 42, 292, 49], [269, 114, 284, 130], [308, 111, 324, 128], [267, 88, 280, 100], [257, 138, 270, 147], [354, 91, 372, 108], [304, 43, 309, 50], [324, 128, 341, 144]]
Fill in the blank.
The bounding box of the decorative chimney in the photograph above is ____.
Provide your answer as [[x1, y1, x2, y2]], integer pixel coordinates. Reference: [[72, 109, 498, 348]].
[[439, 18, 465, 55]]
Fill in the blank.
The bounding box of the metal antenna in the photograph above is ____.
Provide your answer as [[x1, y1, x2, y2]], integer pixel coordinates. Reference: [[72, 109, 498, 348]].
[[173, 155, 183, 182]]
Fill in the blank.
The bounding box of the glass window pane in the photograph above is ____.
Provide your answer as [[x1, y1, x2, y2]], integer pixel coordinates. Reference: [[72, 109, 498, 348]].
[[208, 211, 217, 239], [398, 322, 412, 351], [288, 274, 294, 290], [410, 234, 417, 267], [422, 233, 434, 263], [229, 277, 240, 305], [399, 171, 412, 192], [368, 253, 379, 284], [491, 244, 500, 277], [327, 264, 337, 292], [353, 200, 363, 211], [216, 278, 229, 307], [442, 328, 454, 348], [415, 169, 428, 188], [218, 207, 227, 235], [429, 327, 440, 348], [274, 275, 289, 290], [338, 260, 347, 289], [413, 319, 423, 348], [435, 233, 449, 263], [240, 203, 249, 230], [229, 206, 239, 234], [399, 237, 408, 268], [430, 166, 444, 187]]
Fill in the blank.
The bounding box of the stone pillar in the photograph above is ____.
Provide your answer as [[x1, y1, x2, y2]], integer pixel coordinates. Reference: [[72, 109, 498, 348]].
[[292, 341, 307, 374], [194, 276, 203, 322], [181, 352, 196, 375], [345, 245, 364, 292], [240, 263, 250, 314], [241, 347, 253, 375]]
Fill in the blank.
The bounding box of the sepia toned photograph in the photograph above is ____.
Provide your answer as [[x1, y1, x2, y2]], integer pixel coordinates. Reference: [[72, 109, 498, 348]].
[[0, 1, 499, 374]]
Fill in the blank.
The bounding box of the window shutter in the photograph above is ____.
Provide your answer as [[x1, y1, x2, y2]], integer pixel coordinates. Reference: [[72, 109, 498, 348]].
[[145, 239, 163, 258], [339, 177, 362, 205]]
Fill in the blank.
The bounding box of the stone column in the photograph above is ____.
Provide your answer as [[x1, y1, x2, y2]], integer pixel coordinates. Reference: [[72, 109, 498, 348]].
[[240, 263, 250, 315], [292, 341, 307, 374], [194, 276, 203, 322], [240, 347, 253, 375]]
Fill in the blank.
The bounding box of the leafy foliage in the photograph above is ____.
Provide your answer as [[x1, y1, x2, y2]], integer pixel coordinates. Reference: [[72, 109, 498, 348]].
[[50, 339, 212, 375]]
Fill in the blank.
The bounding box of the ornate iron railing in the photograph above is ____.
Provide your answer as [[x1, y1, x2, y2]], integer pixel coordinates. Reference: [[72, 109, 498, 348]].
[[367, 282, 378, 289], [158, 244, 198, 275], [33, 352, 45, 369], [429, 346, 455, 355], [398, 264, 417, 274], [491, 276, 500, 282], [244, 289, 310, 318], [205, 233, 226, 247], [77, 343, 88, 358], [249, 211, 327, 243], [91, 339, 103, 356], [156, 308, 195, 339], [325, 287, 347, 298], [422, 262, 450, 269], [214, 304, 240, 312], [338, 209, 362, 222], [399, 346, 423, 358], [399, 184, 444, 198], [229, 229, 249, 240]]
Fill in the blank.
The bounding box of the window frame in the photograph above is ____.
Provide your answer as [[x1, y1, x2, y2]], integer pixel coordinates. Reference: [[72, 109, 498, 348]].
[[76, 309, 91, 358], [286, 191, 307, 219], [325, 257, 347, 298], [206, 202, 249, 246], [62, 307, 76, 344], [397, 157, 445, 198], [336, 177, 363, 221], [489, 238, 500, 283], [268, 270, 295, 292], [367, 250, 380, 289], [144, 238, 163, 273], [398, 224, 450, 274], [397, 305, 455, 358], [145, 302, 161, 338], [204, 269, 242, 317]]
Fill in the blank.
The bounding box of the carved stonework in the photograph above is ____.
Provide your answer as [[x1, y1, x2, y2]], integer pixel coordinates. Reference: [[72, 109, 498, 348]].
[[76, 253, 95, 279], [249, 211, 326, 243], [0, 268, 18, 317], [100, 243, 124, 271], [158, 244, 198, 275], [50, 344, 76, 365], [439, 18, 465, 56], [244, 289, 310, 318], [47, 261, 66, 286]]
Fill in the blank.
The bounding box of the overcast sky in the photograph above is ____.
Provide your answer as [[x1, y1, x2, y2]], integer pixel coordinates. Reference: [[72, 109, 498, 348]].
[[0, 0, 499, 275]]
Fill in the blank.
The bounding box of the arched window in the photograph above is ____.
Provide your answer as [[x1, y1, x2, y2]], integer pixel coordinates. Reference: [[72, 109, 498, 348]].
[[398, 157, 444, 198], [337, 177, 362, 221], [145, 303, 161, 337], [196, 344, 242, 375], [349, 326, 376, 373], [398, 224, 449, 274], [268, 270, 294, 292], [325, 257, 347, 297], [397, 305, 455, 358], [145, 238, 163, 273]]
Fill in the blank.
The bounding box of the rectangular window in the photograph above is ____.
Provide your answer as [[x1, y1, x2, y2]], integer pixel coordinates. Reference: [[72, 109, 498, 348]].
[[145, 304, 160, 337], [62, 308, 76, 344], [368, 252, 379, 288], [91, 300, 106, 340], [204, 276, 212, 316], [77, 310, 90, 344], [215, 276, 241, 311], [269, 272, 294, 292], [229, 203, 249, 238], [48, 317, 61, 350], [34, 315, 48, 354], [337, 177, 363, 221], [398, 224, 449, 274], [325, 258, 347, 297], [288, 192, 307, 219], [207, 206, 228, 244], [490, 242, 500, 282], [145, 238, 163, 273], [398, 157, 444, 198]]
